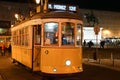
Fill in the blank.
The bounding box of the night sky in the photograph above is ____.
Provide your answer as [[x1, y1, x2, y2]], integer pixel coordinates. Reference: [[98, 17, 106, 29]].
[[0, 0, 120, 12]]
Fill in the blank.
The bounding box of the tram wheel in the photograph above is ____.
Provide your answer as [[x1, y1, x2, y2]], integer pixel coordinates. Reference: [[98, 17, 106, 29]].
[[12, 59, 16, 63]]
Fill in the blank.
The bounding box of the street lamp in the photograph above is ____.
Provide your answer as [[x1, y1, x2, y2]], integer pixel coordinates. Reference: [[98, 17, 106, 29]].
[[35, 0, 40, 4], [35, 0, 48, 13], [35, 0, 44, 5], [15, 13, 19, 20], [14, 13, 24, 22]]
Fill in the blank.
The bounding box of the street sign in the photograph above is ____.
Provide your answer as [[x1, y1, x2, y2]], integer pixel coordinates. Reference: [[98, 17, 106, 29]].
[[94, 25, 100, 35]]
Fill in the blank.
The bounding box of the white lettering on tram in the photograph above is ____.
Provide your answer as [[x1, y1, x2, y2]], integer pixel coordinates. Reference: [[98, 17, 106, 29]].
[[69, 6, 76, 11], [54, 5, 66, 10], [48, 4, 76, 12], [48, 4, 52, 9]]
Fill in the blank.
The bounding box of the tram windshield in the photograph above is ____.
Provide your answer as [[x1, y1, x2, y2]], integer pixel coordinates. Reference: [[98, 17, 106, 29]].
[[44, 22, 82, 47], [61, 22, 74, 45], [44, 22, 58, 45]]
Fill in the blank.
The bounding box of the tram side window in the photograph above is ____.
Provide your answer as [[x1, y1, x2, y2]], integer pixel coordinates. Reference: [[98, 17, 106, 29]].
[[44, 22, 58, 45], [24, 27, 29, 46], [76, 24, 82, 46], [12, 31, 17, 45], [61, 22, 74, 45], [18, 30, 21, 45], [19, 27, 29, 46], [21, 29, 24, 46], [16, 30, 19, 45]]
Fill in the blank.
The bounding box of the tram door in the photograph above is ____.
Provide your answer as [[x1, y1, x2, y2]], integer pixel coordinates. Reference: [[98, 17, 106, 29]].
[[33, 25, 41, 71]]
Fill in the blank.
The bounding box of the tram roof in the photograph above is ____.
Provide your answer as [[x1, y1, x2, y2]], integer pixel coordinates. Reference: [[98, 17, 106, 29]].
[[31, 11, 83, 20], [13, 11, 83, 27]]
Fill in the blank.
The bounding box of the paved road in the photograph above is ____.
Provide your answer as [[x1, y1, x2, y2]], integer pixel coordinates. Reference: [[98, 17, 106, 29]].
[[0, 54, 120, 80]]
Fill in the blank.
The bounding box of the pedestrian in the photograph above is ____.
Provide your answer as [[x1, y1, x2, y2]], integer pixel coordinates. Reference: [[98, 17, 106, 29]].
[[100, 40, 105, 48], [8, 44, 11, 53], [1, 43, 5, 56], [88, 40, 94, 48], [83, 40, 86, 47]]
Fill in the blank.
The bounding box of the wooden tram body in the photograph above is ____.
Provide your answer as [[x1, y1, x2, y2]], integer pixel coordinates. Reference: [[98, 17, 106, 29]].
[[11, 3, 83, 74]]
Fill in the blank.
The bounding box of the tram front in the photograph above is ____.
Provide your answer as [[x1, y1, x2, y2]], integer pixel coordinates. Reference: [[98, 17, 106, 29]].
[[31, 3, 83, 74]]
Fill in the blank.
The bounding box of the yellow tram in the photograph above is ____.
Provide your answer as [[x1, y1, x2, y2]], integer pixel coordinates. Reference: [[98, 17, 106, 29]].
[[11, 2, 83, 75]]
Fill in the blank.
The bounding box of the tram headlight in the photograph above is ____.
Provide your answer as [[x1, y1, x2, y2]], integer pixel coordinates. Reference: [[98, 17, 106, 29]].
[[65, 59, 71, 66], [53, 68, 57, 72]]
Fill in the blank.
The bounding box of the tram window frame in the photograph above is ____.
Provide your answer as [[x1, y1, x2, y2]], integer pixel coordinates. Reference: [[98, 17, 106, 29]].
[[24, 27, 29, 46], [12, 31, 17, 45], [21, 28, 24, 46], [44, 22, 59, 46], [61, 22, 75, 46], [34, 25, 41, 45], [12, 27, 29, 46], [20, 27, 29, 46], [18, 30, 21, 45], [76, 24, 82, 46], [16, 30, 19, 45]]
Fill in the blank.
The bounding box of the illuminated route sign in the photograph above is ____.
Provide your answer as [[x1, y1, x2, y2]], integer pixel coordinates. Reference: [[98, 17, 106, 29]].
[[48, 4, 77, 12]]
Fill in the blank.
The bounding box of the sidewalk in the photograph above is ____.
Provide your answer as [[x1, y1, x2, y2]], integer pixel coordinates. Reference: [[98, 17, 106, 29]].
[[0, 75, 2, 80], [0, 53, 120, 80], [83, 58, 120, 71], [0, 54, 41, 80]]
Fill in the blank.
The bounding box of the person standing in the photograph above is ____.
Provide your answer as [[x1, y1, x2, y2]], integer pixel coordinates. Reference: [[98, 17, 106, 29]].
[[88, 40, 94, 48], [83, 40, 86, 47], [1, 43, 5, 56], [100, 40, 105, 48]]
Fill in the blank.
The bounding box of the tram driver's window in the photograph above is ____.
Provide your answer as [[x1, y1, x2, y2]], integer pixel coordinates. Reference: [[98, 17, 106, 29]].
[[44, 22, 58, 45], [61, 22, 74, 45]]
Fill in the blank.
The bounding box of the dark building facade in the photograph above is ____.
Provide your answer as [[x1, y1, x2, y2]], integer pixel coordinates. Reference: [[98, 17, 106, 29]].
[[0, 1, 120, 39], [0, 1, 35, 36]]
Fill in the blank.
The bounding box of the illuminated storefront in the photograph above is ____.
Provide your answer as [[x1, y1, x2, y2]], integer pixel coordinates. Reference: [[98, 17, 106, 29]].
[[83, 27, 103, 43]]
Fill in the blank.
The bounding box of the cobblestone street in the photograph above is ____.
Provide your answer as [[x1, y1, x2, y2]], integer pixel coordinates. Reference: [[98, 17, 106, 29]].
[[0, 54, 120, 80]]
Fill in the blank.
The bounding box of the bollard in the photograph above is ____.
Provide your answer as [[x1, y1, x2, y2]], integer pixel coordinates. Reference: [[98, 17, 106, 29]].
[[111, 52, 114, 67], [93, 52, 97, 60], [88, 54, 90, 62]]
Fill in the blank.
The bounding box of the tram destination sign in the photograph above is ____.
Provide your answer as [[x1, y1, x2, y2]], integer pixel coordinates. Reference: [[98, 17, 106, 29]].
[[48, 3, 77, 12]]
